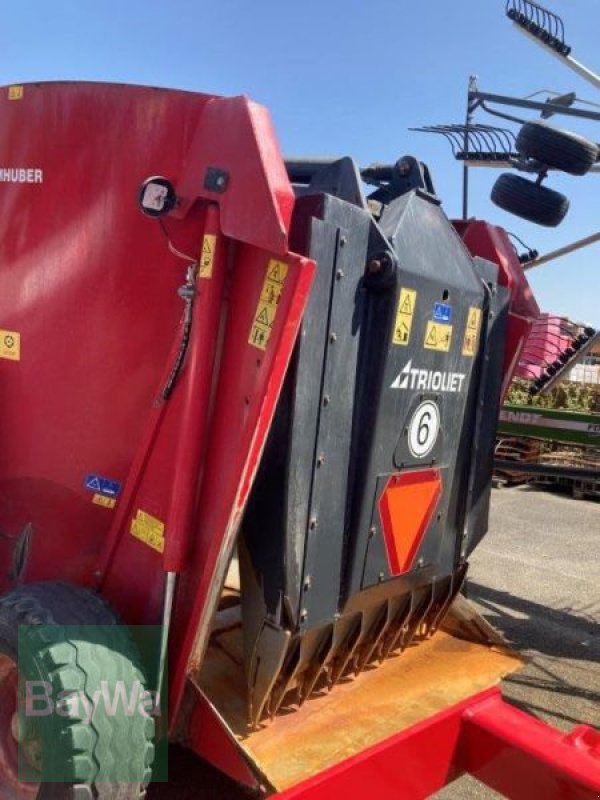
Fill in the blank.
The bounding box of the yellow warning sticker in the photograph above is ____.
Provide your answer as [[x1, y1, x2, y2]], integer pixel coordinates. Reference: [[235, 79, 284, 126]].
[[462, 306, 482, 357], [93, 494, 116, 509], [130, 509, 165, 554], [198, 233, 216, 279], [248, 259, 288, 351], [8, 86, 23, 100], [392, 288, 417, 346], [0, 330, 20, 361], [424, 321, 453, 352]]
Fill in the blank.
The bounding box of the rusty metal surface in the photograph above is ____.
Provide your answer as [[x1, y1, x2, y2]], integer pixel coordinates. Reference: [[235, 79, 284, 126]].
[[198, 628, 523, 792]]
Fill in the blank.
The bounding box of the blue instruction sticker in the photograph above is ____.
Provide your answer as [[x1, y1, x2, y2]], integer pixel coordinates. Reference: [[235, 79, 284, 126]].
[[84, 474, 122, 497], [433, 302, 453, 323]]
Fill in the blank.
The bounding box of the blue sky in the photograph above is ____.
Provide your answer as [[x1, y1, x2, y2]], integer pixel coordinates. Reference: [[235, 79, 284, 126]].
[[2, 0, 599, 324]]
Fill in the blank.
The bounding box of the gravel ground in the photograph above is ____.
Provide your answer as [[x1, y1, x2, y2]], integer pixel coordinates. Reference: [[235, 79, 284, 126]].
[[150, 484, 600, 799], [436, 484, 600, 798]]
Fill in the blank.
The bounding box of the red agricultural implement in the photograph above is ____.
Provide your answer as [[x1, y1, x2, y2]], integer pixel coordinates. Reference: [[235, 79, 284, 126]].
[[0, 82, 599, 799]]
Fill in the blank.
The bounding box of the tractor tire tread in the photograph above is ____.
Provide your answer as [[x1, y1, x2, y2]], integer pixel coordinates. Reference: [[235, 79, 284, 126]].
[[0, 582, 153, 800]]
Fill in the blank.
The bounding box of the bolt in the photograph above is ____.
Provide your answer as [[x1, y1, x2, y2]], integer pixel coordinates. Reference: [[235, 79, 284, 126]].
[[417, 558, 425, 568], [300, 609, 308, 622], [303, 576, 312, 591], [340, 236, 347, 247], [329, 332, 337, 343], [336, 269, 344, 280], [366, 258, 382, 275], [316, 455, 325, 467], [369, 526, 376, 539], [309, 517, 318, 530], [323, 395, 330, 406], [378, 572, 385, 582]]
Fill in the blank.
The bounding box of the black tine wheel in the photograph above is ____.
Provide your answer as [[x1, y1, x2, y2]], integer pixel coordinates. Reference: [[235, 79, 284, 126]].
[[516, 120, 599, 176], [491, 173, 569, 228]]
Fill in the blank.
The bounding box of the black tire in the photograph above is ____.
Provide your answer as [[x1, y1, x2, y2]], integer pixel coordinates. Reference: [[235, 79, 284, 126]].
[[516, 120, 598, 176], [491, 173, 569, 227], [0, 582, 155, 799]]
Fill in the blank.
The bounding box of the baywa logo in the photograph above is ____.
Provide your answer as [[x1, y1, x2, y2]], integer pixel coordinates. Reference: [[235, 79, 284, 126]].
[[391, 359, 466, 393], [25, 679, 160, 724]]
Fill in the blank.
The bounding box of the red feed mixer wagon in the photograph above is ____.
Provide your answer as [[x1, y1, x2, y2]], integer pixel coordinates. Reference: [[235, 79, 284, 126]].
[[0, 82, 598, 800]]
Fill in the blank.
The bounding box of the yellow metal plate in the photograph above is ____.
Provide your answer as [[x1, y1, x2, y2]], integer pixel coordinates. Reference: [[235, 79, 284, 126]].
[[92, 493, 116, 509], [424, 321, 452, 352], [248, 259, 288, 351], [463, 306, 482, 357], [198, 234, 216, 279], [392, 288, 417, 346], [130, 509, 165, 553], [0, 330, 20, 361]]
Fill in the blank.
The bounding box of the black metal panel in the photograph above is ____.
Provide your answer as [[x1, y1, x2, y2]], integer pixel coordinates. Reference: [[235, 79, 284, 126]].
[[296, 201, 371, 629], [462, 260, 510, 556], [344, 192, 486, 599], [240, 193, 370, 623], [238, 163, 509, 725]]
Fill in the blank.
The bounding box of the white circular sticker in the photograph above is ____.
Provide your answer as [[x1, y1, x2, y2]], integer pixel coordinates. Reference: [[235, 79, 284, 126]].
[[407, 401, 440, 458]]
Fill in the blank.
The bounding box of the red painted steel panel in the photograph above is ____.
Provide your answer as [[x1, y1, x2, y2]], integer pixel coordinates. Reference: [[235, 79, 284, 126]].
[[453, 219, 540, 398], [0, 82, 214, 590], [461, 694, 600, 800], [0, 82, 315, 733], [186, 688, 260, 790]]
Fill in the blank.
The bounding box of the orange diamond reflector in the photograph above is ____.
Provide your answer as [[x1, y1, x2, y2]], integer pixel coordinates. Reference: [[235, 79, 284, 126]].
[[378, 469, 442, 576]]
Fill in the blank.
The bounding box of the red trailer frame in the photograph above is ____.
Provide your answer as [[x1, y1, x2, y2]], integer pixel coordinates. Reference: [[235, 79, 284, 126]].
[[275, 688, 600, 800]]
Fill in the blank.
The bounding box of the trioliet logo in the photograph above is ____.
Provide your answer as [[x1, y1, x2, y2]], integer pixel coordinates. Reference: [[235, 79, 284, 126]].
[[391, 359, 466, 393]]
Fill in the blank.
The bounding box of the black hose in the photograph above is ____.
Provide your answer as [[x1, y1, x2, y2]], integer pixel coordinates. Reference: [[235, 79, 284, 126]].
[[161, 278, 196, 401]]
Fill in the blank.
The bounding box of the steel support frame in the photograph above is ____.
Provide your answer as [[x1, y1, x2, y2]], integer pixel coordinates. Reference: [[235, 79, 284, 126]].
[[458, 80, 600, 216], [275, 687, 600, 800], [469, 89, 600, 123]]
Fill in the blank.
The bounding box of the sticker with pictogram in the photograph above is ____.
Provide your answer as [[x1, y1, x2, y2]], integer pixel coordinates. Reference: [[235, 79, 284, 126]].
[[462, 306, 482, 357], [392, 288, 417, 346], [0, 330, 20, 361], [92, 494, 116, 509], [8, 86, 23, 100], [424, 321, 452, 352], [198, 234, 216, 278], [130, 509, 165, 553], [248, 259, 288, 351]]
